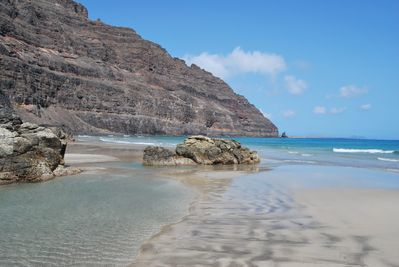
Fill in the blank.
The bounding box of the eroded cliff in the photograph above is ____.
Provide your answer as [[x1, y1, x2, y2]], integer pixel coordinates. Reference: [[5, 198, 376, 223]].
[[0, 0, 278, 137]]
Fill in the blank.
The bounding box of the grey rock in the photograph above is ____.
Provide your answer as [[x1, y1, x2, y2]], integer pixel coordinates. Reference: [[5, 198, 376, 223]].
[[143, 146, 196, 166], [0, 92, 76, 184], [143, 135, 260, 166], [0, 0, 278, 137]]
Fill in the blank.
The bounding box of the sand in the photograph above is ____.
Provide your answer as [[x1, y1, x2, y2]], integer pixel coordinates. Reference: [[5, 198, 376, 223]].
[[132, 169, 399, 267], [63, 140, 399, 267], [296, 188, 399, 267]]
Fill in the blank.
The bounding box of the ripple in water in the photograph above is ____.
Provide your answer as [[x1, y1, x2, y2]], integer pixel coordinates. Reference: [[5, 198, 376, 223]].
[[0, 171, 193, 266]]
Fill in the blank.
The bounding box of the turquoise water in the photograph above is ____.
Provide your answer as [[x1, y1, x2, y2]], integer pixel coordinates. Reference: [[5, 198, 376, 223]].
[[80, 135, 399, 172], [0, 168, 193, 266], [1, 135, 398, 266]]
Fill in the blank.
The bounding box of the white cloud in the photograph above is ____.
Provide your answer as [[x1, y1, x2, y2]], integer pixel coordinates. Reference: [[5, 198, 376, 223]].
[[313, 106, 346, 115], [282, 110, 296, 118], [259, 109, 272, 119], [360, 104, 371, 110], [284, 75, 307, 95], [330, 107, 346, 114], [339, 85, 367, 98], [313, 106, 326, 114], [183, 47, 287, 79]]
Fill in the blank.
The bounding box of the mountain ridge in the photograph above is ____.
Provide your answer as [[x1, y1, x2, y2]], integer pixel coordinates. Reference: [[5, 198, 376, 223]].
[[0, 0, 278, 137]]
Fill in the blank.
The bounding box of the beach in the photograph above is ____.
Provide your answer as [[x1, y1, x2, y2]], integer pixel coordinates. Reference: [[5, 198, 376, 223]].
[[0, 138, 398, 266], [69, 139, 399, 266], [133, 165, 399, 267]]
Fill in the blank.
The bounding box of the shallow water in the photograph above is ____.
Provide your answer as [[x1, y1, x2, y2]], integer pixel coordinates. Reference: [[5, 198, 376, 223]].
[[134, 165, 399, 266], [79, 135, 399, 172], [2, 136, 399, 266], [0, 169, 193, 266]]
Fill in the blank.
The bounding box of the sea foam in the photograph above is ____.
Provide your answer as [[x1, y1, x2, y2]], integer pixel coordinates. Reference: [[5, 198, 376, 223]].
[[378, 157, 399, 162], [99, 137, 156, 146], [333, 148, 395, 154]]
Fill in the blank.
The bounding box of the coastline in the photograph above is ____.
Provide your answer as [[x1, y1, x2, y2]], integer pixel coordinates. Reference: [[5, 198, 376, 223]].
[[67, 140, 399, 266], [1, 139, 398, 266]]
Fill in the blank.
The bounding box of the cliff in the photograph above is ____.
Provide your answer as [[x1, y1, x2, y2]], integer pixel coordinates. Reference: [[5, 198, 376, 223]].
[[0, 0, 278, 137]]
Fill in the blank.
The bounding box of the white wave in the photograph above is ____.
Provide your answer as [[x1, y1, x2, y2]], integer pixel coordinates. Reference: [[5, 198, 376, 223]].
[[378, 157, 399, 162], [333, 148, 395, 154], [99, 138, 156, 146], [288, 151, 299, 154], [77, 135, 90, 138], [283, 159, 315, 164], [301, 153, 313, 157]]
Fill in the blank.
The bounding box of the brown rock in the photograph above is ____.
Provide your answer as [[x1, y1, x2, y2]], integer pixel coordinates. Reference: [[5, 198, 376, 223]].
[[143, 135, 260, 166], [143, 146, 196, 166], [0, 0, 278, 137]]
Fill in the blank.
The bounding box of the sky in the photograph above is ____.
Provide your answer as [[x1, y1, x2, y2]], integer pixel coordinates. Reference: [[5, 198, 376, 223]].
[[77, 0, 399, 139]]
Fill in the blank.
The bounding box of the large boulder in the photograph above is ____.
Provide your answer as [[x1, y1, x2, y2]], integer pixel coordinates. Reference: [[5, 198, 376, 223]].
[[0, 97, 79, 184], [143, 135, 260, 166], [143, 146, 196, 166]]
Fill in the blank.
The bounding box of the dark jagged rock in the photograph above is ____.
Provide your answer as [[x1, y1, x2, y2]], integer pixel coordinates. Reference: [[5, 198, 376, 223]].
[[0, 0, 278, 137], [0, 90, 80, 184], [143, 135, 260, 166], [281, 132, 288, 138]]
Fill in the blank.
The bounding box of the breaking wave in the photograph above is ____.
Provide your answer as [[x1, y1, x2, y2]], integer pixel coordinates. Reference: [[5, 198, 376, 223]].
[[333, 148, 396, 154], [378, 157, 399, 162], [99, 137, 157, 146]]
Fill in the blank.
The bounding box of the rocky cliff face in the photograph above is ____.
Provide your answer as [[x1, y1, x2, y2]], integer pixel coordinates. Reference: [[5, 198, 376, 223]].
[[0, 0, 278, 137]]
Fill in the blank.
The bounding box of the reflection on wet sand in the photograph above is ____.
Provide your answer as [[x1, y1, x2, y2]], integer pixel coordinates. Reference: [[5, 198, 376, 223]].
[[133, 167, 387, 267]]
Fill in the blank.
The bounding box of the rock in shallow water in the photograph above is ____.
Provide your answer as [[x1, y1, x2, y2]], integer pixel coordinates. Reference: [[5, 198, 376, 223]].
[[0, 95, 80, 184], [143, 135, 260, 166], [143, 146, 196, 166]]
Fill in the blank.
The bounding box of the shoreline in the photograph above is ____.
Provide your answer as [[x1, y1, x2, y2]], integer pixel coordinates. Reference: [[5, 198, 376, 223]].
[[131, 166, 399, 267], [66, 140, 399, 266], [3, 139, 397, 266]]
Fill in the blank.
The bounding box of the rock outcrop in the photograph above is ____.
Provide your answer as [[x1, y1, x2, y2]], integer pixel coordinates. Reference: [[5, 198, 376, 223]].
[[143, 146, 196, 166], [143, 136, 260, 166], [0, 90, 79, 184], [0, 0, 278, 137]]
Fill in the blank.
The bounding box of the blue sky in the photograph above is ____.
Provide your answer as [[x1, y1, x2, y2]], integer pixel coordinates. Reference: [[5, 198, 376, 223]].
[[77, 0, 399, 139]]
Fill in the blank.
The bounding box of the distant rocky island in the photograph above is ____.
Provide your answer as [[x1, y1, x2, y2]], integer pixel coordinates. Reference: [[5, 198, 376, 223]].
[[0, 0, 278, 137]]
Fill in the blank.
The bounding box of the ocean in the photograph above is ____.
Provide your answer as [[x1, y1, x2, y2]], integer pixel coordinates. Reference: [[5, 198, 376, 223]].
[[0, 164, 193, 266], [82, 135, 399, 173], [1, 135, 398, 266]]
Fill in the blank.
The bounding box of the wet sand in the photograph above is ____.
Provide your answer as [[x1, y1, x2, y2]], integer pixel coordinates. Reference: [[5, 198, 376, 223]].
[[132, 168, 399, 267], [65, 141, 399, 266], [296, 188, 399, 267]]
